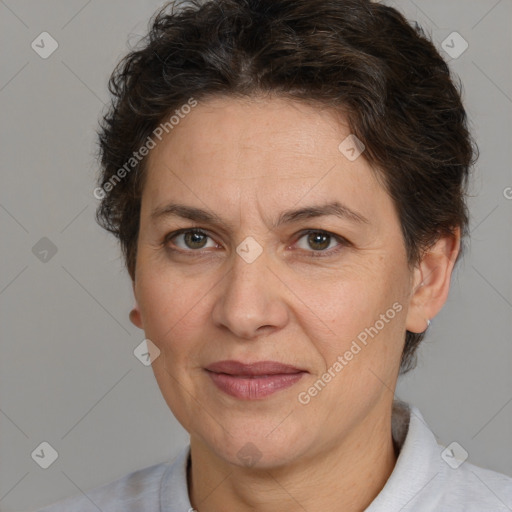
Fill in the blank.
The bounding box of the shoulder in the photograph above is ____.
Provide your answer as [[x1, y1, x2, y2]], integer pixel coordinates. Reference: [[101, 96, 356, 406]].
[[432, 458, 512, 511], [368, 401, 512, 511], [32, 461, 171, 512]]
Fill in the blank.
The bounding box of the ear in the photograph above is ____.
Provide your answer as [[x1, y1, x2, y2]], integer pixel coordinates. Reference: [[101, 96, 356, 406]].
[[129, 280, 143, 329], [405, 227, 461, 333]]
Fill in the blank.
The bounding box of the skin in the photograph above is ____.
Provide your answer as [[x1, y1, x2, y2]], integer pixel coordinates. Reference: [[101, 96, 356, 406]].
[[129, 95, 460, 512]]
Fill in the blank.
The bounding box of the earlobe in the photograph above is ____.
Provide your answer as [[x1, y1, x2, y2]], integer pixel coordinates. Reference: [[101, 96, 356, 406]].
[[405, 228, 461, 334], [129, 282, 143, 329], [129, 303, 143, 329]]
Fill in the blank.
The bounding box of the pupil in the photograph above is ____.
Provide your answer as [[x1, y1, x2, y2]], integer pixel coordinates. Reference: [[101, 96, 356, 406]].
[[309, 232, 329, 250], [186, 231, 206, 249]]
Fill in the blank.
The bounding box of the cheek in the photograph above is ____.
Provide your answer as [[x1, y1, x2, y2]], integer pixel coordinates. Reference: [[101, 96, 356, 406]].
[[137, 270, 193, 344], [292, 260, 407, 366], [291, 261, 387, 326], [136, 239, 408, 362]]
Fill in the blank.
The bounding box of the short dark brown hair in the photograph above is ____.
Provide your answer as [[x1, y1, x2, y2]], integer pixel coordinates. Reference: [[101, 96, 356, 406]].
[[95, 0, 476, 374]]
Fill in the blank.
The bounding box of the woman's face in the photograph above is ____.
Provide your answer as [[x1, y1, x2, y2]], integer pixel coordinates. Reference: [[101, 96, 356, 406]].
[[132, 96, 416, 468]]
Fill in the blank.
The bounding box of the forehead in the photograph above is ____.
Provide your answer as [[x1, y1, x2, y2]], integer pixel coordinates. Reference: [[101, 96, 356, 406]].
[[146, 95, 349, 172], [141, 96, 392, 226]]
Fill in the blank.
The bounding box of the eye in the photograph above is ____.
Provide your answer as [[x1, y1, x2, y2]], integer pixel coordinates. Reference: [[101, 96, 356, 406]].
[[163, 228, 349, 257], [164, 229, 218, 253], [293, 230, 348, 257]]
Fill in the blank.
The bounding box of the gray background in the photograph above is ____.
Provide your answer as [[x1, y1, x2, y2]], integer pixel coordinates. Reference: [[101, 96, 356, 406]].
[[0, 0, 511, 510]]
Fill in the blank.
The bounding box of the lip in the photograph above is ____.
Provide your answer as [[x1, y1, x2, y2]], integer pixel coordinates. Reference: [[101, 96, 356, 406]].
[[205, 360, 305, 376], [205, 360, 307, 400]]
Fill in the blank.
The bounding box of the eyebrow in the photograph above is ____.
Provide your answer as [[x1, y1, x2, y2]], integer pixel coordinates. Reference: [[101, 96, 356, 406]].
[[150, 200, 369, 230]]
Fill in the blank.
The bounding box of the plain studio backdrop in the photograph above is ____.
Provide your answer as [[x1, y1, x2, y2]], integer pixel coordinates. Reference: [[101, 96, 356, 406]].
[[0, 0, 511, 510]]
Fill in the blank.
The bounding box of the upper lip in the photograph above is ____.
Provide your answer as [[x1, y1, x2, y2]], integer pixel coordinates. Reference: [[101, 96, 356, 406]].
[[205, 360, 306, 376]]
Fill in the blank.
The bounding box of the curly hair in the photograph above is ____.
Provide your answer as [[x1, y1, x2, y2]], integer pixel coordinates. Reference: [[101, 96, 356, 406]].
[[95, 0, 476, 375]]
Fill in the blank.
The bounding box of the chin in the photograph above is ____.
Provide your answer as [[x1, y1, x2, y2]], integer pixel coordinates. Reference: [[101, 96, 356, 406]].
[[204, 423, 310, 470]]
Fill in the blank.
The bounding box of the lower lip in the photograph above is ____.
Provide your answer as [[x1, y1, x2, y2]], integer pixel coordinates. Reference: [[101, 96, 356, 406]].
[[206, 371, 306, 400]]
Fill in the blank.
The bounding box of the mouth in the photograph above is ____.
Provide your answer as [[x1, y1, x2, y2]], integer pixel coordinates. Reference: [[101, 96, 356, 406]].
[[204, 360, 308, 400]]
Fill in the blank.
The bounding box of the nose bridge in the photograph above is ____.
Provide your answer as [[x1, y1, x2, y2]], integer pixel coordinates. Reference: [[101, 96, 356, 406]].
[[212, 242, 288, 339]]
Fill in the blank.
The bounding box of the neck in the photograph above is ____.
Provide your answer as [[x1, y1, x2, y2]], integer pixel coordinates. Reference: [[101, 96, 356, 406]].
[[188, 403, 398, 512]]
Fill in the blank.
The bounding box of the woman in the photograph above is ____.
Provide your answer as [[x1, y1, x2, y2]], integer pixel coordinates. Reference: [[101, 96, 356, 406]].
[[36, 0, 512, 510]]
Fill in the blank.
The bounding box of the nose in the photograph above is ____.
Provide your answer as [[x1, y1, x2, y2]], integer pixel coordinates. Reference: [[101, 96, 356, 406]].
[[211, 246, 289, 340]]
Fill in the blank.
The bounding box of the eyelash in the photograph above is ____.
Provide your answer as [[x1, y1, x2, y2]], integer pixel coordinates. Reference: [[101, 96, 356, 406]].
[[163, 228, 350, 258]]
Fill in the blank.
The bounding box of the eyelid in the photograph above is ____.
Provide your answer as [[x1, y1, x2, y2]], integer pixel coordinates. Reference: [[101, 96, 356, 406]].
[[163, 227, 350, 256], [163, 228, 219, 249], [291, 229, 351, 253]]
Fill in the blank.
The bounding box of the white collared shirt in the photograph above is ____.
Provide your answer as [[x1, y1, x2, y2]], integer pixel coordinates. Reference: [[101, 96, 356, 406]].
[[35, 401, 512, 511]]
